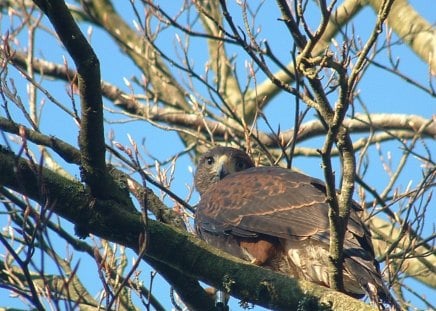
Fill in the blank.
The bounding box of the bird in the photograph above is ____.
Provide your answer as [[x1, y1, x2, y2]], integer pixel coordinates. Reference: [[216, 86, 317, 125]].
[[194, 146, 398, 310]]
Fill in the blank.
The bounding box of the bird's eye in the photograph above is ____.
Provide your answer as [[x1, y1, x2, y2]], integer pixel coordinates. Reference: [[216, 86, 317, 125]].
[[206, 157, 214, 165], [235, 160, 246, 170]]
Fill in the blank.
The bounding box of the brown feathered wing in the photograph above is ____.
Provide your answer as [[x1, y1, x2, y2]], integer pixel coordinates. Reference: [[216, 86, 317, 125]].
[[195, 166, 391, 304]]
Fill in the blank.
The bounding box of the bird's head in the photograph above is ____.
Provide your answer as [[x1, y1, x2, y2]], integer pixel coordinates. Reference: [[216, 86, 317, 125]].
[[194, 147, 254, 195]]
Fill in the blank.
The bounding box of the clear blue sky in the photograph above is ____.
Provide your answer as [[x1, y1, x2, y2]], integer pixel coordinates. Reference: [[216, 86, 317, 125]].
[[1, 1, 434, 310]]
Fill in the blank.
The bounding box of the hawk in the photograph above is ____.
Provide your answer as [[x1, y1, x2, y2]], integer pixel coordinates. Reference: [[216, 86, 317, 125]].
[[194, 146, 398, 310]]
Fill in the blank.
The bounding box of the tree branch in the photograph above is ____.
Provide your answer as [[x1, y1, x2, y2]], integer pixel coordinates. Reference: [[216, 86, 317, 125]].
[[0, 147, 377, 310], [368, 0, 436, 75], [32, 0, 114, 200], [7, 50, 436, 147], [82, 0, 190, 111]]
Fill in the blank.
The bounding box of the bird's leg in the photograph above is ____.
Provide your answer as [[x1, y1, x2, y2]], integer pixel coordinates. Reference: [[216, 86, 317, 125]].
[[239, 238, 279, 266]]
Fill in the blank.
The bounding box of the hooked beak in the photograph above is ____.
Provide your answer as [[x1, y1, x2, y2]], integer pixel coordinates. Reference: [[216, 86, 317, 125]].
[[215, 155, 233, 180]]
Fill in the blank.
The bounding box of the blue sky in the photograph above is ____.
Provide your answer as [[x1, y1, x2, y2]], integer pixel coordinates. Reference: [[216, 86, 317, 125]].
[[1, 1, 435, 310]]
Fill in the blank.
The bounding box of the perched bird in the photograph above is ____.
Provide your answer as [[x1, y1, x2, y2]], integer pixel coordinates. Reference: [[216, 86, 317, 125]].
[[194, 146, 398, 310]]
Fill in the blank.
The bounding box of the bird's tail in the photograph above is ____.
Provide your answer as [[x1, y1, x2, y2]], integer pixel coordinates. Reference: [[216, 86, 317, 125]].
[[345, 257, 401, 310], [364, 280, 402, 311]]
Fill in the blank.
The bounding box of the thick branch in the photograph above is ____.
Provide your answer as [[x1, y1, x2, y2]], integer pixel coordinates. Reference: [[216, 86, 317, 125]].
[[0, 117, 80, 164], [32, 0, 111, 199], [0, 147, 376, 310], [0, 146, 215, 310], [7, 51, 436, 146]]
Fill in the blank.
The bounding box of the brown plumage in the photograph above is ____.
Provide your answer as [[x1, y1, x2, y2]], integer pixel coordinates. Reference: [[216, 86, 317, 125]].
[[194, 147, 398, 310]]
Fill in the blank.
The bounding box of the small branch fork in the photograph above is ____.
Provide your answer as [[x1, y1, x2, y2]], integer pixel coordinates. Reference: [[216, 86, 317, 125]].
[[32, 0, 129, 203]]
